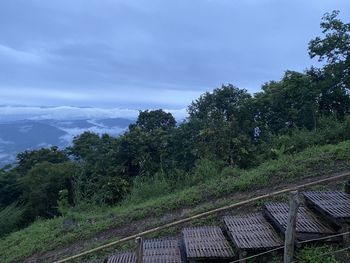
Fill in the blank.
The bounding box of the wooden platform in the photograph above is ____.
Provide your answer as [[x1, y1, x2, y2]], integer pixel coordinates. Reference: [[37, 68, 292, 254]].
[[105, 252, 136, 263], [263, 203, 335, 241], [182, 226, 234, 261], [303, 191, 350, 224], [223, 213, 283, 250], [143, 237, 183, 263]]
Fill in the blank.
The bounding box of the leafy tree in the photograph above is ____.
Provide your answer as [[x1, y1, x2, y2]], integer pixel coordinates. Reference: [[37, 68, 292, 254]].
[[19, 162, 77, 220], [188, 85, 256, 167], [168, 121, 199, 171], [254, 71, 318, 132], [0, 203, 24, 237], [118, 110, 177, 177], [188, 84, 252, 126], [70, 132, 120, 177], [69, 132, 107, 162], [0, 147, 68, 214], [69, 132, 128, 204], [308, 10, 350, 118], [309, 11, 350, 66], [130, 109, 176, 132], [16, 146, 68, 176], [0, 168, 21, 208]]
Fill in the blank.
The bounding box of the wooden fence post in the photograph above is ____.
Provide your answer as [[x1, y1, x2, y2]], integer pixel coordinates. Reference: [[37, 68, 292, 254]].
[[135, 237, 143, 263], [341, 224, 350, 245], [284, 191, 299, 263]]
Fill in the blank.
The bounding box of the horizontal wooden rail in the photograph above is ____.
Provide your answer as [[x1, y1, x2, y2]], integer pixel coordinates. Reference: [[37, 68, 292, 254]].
[[54, 171, 350, 263]]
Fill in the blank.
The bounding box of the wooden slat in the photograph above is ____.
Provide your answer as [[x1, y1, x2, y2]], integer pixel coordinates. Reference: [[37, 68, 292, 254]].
[[263, 203, 335, 241], [223, 213, 283, 250], [105, 252, 136, 263], [182, 226, 234, 260], [143, 237, 183, 263], [303, 191, 350, 223]]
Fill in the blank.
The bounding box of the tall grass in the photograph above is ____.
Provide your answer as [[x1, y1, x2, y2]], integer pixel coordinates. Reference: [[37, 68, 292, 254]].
[[271, 116, 350, 156], [123, 158, 223, 204]]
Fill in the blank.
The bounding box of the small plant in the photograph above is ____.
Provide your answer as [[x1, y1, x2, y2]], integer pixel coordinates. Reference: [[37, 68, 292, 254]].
[[100, 177, 130, 205], [192, 158, 223, 183], [124, 172, 173, 204], [220, 166, 240, 178], [296, 245, 338, 263], [57, 189, 70, 216]]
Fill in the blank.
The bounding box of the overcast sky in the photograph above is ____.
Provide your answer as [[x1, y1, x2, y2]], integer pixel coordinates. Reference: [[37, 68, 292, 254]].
[[0, 0, 349, 111]]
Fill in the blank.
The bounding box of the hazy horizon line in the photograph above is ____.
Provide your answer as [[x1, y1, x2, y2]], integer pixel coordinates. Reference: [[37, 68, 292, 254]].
[[0, 105, 188, 121]]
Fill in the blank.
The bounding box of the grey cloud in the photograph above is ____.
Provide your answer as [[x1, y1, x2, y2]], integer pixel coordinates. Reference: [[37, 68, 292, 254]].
[[0, 0, 349, 109]]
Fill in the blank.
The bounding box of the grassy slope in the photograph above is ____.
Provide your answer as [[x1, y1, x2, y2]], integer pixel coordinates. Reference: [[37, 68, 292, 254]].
[[2, 140, 350, 263]]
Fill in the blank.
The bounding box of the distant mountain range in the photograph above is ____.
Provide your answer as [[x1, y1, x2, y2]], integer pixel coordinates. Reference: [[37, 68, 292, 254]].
[[0, 117, 134, 167]]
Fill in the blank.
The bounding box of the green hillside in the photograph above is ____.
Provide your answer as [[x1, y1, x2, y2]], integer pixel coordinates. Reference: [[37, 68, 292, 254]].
[[1, 139, 350, 262]]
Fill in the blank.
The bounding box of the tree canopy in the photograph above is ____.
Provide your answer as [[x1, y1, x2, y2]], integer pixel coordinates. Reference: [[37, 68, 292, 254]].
[[308, 10, 350, 118]]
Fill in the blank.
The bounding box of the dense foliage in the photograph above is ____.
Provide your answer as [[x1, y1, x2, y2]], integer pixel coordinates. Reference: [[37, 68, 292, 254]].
[[0, 11, 349, 238], [296, 245, 338, 263]]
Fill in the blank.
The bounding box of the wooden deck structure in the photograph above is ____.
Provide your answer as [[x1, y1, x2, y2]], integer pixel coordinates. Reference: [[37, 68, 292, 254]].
[[303, 191, 350, 224], [103, 189, 350, 263], [263, 203, 336, 241], [223, 213, 283, 251], [143, 237, 183, 263], [182, 226, 234, 262], [105, 238, 183, 263], [105, 252, 136, 263]]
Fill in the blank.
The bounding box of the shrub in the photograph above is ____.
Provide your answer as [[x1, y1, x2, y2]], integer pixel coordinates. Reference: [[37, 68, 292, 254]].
[[271, 130, 320, 156], [0, 203, 24, 237], [125, 172, 172, 203], [99, 177, 130, 205], [192, 158, 223, 183], [296, 245, 338, 263], [19, 162, 75, 221], [270, 116, 350, 158], [318, 116, 345, 144], [220, 166, 240, 178], [57, 189, 70, 216], [125, 159, 225, 204]]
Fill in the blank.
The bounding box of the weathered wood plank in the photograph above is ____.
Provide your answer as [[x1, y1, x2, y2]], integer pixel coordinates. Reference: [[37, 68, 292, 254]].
[[182, 226, 234, 261], [143, 237, 183, 263], [223, 212, 283, 250], [263, 202, 335, 241], [303, 191, 350, 223], [105, 252, 136, 263]]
